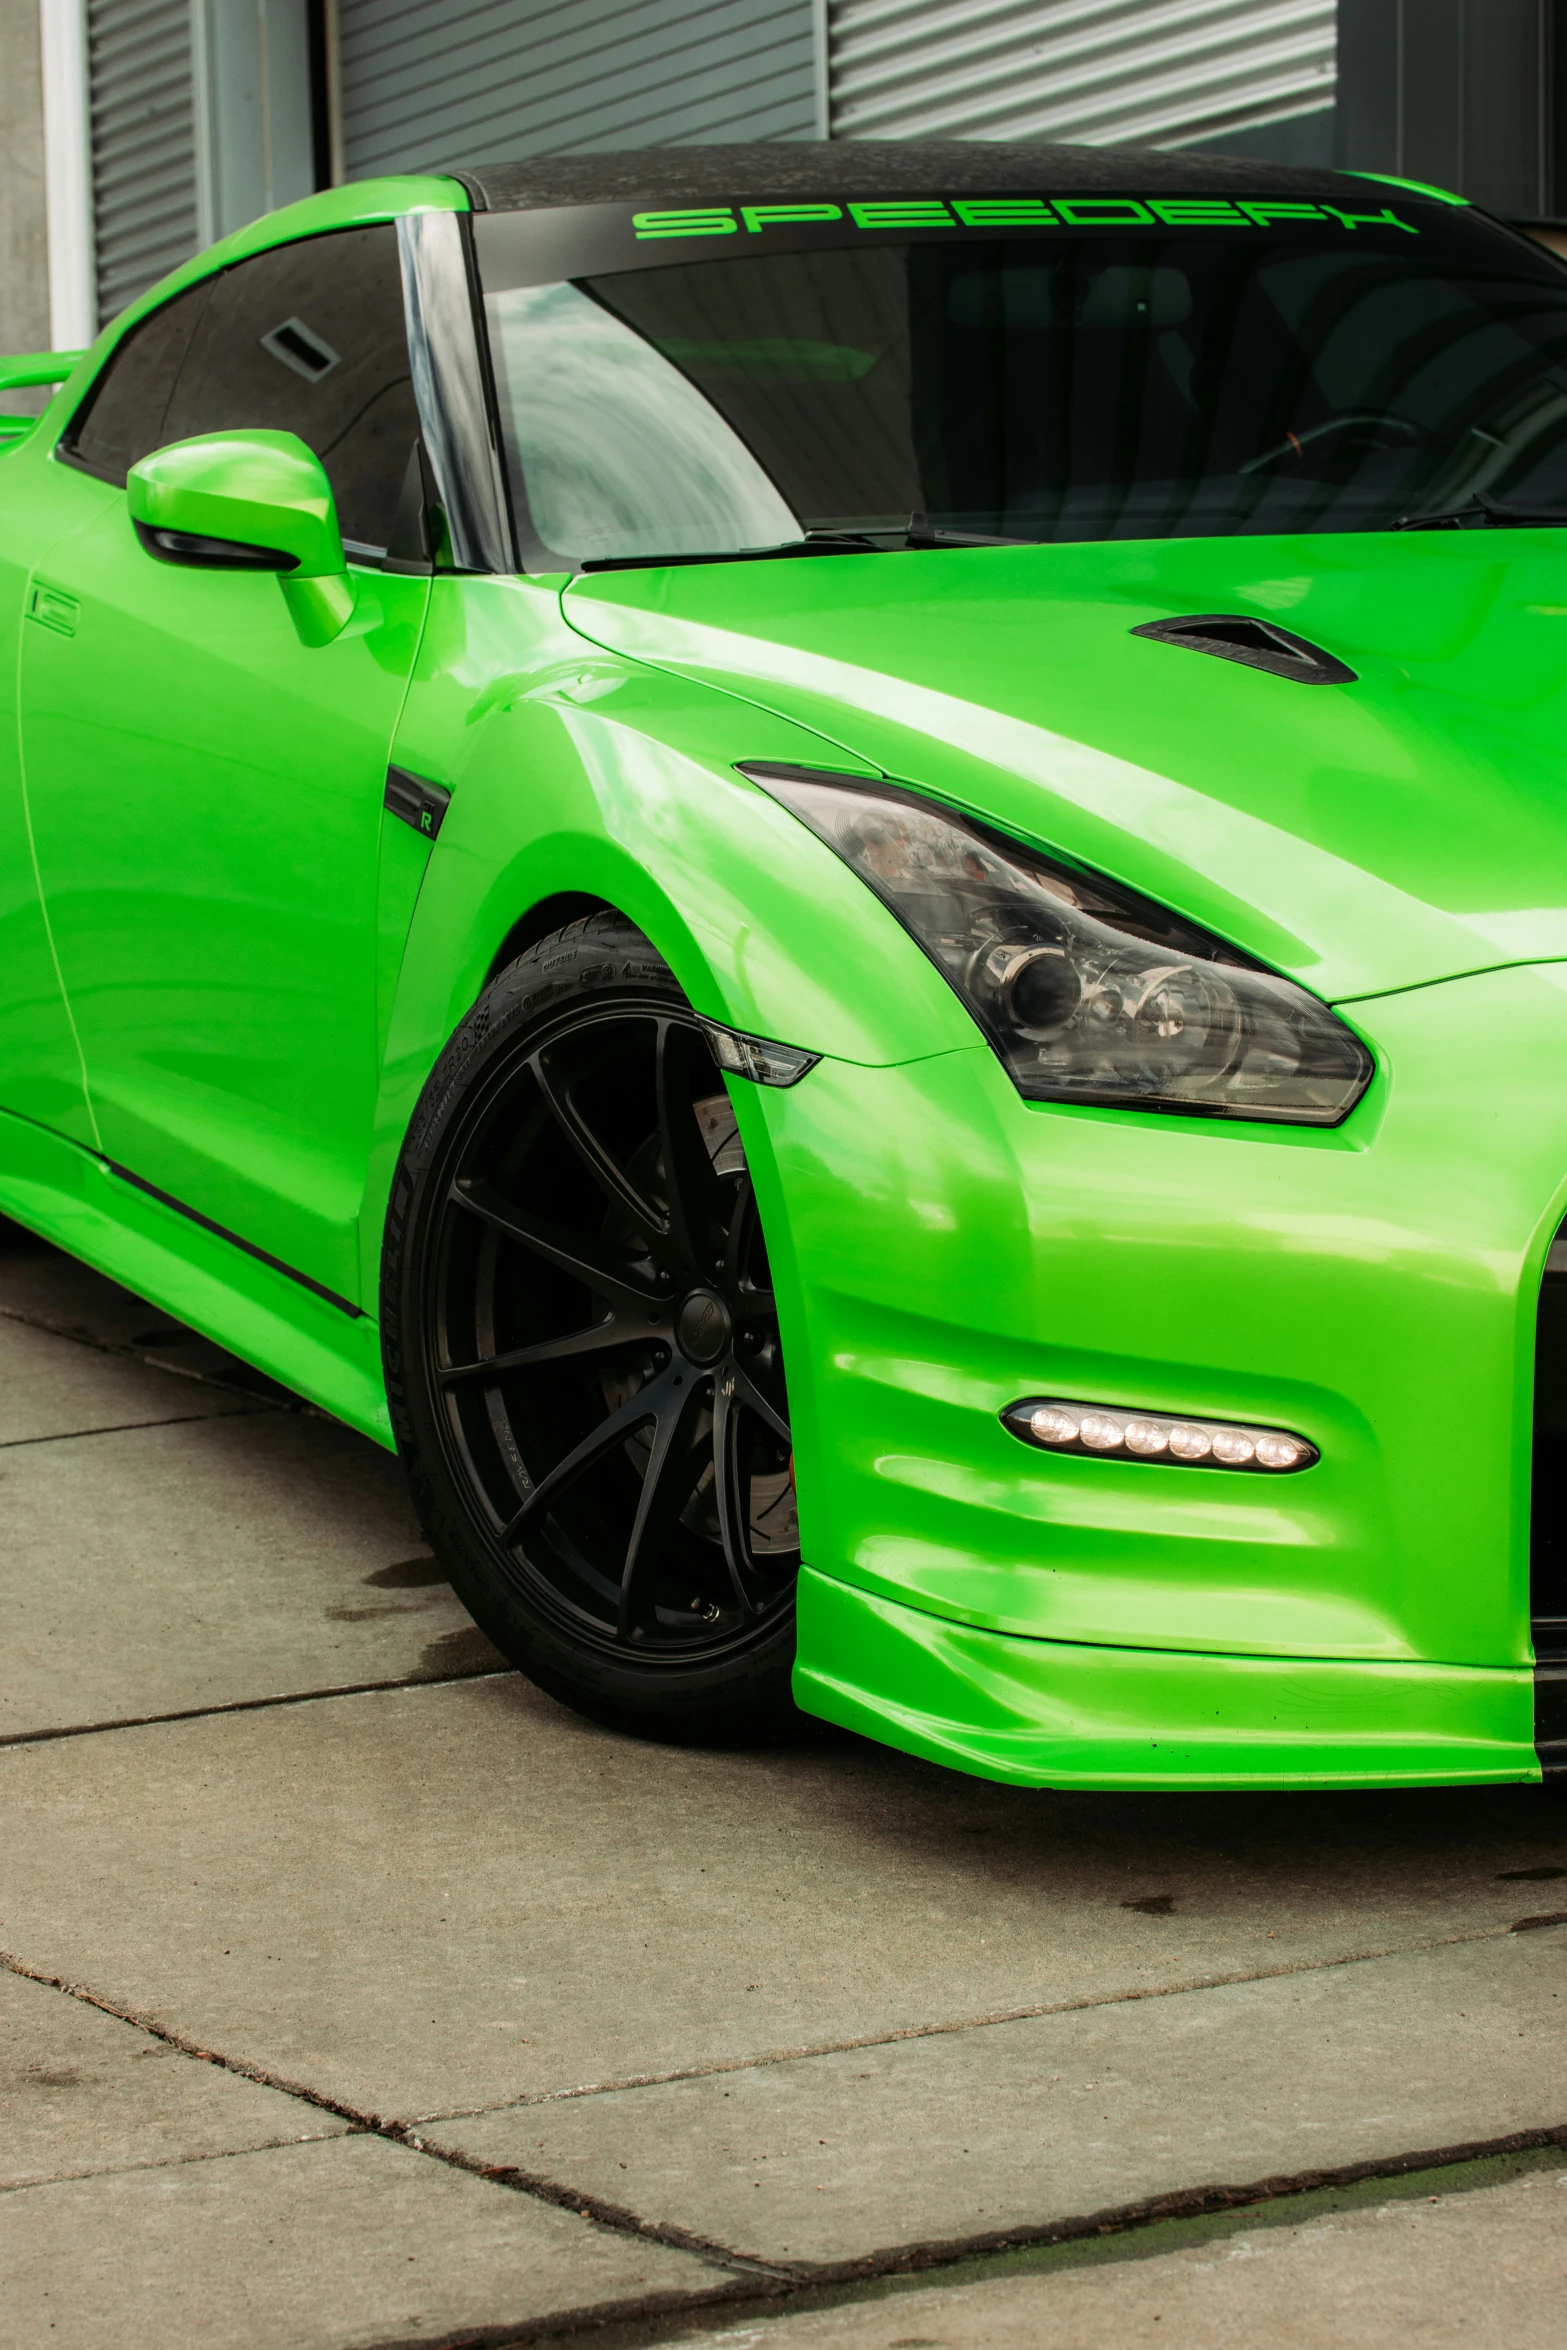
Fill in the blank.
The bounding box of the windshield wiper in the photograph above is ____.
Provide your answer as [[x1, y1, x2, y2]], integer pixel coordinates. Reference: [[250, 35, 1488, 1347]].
[[577, 518, 1041, 574], [902, 510, 1038, 548], [579, 531, 882, 573], [1398, 492, 1567, 529]]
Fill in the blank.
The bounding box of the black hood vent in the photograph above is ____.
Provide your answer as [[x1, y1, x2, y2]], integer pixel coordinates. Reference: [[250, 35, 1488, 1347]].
[[1131, 613, 1357, 685]]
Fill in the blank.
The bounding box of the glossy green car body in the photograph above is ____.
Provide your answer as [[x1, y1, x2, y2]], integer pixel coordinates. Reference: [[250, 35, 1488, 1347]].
[[3, 145, 1564, 1790]]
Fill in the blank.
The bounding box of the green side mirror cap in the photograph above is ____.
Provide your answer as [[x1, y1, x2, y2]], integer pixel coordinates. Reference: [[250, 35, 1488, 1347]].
[[127, 430, 354, 645]]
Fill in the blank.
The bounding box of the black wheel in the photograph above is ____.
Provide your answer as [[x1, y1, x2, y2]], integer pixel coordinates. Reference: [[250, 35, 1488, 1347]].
[[382, 912, 801, 1741]]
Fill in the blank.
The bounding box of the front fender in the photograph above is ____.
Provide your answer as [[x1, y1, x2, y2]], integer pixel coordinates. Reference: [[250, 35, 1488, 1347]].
[[363, 576, 978, 1303]]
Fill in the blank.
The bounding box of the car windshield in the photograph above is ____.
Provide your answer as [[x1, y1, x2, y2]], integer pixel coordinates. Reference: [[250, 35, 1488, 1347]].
[[474, 199, 1567, 566]]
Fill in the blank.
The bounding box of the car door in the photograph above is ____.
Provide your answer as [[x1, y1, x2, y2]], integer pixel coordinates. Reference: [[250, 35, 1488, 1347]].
[[18, 224, 431, 1307]]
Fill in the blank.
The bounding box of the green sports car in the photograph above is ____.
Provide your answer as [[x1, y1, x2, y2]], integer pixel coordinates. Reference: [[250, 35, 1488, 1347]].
[[4, 141, 1566, 1792]]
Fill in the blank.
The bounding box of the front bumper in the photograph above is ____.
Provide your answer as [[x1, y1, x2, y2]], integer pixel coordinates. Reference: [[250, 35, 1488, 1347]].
[[795, 1568, 1534, 1790], [1532, 1255, 1567, 1774], [735, 960, 1567, 1791]]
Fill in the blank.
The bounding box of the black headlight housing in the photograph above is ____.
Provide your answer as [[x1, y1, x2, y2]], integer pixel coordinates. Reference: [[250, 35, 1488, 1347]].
[[740, 764, 1373, 1127]]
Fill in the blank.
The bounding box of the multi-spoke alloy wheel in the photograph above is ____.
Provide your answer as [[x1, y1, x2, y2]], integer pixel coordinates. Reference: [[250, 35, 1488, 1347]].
[[384, 914, 801, 1738]]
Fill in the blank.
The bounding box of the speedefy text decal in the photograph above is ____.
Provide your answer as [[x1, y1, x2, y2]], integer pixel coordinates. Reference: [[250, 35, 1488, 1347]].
[[629, 197, 1417, 241]]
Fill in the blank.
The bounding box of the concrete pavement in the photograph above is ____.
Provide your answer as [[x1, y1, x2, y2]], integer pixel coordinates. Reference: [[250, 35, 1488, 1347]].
[[3, 1213, 1566, 2347], [654, 2151, 1567, 2349]]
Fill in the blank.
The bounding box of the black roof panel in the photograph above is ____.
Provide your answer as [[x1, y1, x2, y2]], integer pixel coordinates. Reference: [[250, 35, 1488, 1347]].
[[453, 140, 1383, 216]]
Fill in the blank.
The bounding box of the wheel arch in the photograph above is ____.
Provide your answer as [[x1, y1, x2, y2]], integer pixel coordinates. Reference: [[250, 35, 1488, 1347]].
[[447, 828, 727, 1037], [483, 892, 613, 986]]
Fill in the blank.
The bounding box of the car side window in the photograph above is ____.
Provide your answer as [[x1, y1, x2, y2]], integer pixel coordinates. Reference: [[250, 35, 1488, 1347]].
[[63, 224, 420, 557], [158, 225, 418, 555], [62, 280, 211, 486]]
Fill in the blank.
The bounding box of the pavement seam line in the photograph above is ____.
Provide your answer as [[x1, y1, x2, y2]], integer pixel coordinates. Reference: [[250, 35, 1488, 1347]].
[[0, 2124, 360, 2196], [0, 1946, 374, 2126], [0, 1301, 288, 1409], [397, 2133, 803, 2282], [0, 1666, 520, 1747], [0, 1948, 785, 2286], [403, 1916, 1552, 2124], [9, 1936, 1567, 2336], [325, 2121, 1567, 2350], [0, 1405, 272, 1451]]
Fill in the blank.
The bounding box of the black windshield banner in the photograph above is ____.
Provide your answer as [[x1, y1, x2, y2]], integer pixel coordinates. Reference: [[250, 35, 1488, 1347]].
[[474, 193, 1430, 293]]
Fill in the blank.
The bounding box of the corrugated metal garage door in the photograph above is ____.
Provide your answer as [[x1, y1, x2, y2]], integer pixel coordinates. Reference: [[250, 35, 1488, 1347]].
[[87, 0, 199, 323], [337, 0, 819, 180], [827, 0, 1336, 149]]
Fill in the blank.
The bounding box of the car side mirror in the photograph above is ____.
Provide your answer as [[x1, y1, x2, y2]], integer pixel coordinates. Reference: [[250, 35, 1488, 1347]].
[[126, 429, 355, 647]]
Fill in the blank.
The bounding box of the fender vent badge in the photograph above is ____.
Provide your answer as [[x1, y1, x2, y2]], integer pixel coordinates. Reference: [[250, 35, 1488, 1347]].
[[385, 766, 451, 840]]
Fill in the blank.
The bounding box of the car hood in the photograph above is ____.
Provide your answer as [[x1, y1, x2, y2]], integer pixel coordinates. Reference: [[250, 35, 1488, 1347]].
[[564, 532, 1567, 1003]]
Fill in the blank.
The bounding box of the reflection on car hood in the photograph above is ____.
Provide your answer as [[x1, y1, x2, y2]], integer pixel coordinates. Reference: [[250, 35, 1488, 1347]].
[[563, 533, 1567, 1003]]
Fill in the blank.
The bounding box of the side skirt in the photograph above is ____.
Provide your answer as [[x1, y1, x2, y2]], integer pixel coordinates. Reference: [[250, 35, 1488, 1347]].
[[0, 1106, 393, 1448]]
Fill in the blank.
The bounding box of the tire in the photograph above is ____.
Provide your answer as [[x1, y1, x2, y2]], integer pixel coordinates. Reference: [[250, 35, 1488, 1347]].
[[382, 912, 801, 1742]]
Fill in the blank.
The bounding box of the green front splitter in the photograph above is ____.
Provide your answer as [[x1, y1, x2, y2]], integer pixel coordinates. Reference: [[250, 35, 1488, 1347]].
[[797, 1569, 1538, 1790]]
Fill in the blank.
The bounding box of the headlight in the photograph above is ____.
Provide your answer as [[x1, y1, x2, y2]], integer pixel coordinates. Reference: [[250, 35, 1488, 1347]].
[[739, 764, 1372, 1126]]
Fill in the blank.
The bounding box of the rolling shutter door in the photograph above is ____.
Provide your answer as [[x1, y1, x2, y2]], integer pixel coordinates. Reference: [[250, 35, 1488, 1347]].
[[87, 0, 200, 324], [827, 0, 1336, 150], [336, 0, 818, 181]]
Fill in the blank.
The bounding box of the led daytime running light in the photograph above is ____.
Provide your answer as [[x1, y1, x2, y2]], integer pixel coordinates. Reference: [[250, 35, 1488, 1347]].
[[1004, 1397, 1318, 1473]]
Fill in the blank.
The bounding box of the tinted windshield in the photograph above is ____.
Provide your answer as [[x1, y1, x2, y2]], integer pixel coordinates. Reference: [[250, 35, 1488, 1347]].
[[475, 197, 1567, 565]]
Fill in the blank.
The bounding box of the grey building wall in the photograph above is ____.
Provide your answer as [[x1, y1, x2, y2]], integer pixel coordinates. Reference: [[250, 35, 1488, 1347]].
[[336, 0, 820, 179], [826, 0, 1337, 159], [90, 0, 315, 325], [336, 0, 1340, 179], [88, 0, 200, 324], [1336, 0, 1557, 214], [0, 0, 51, 357], [195, 0, 315, 246]]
